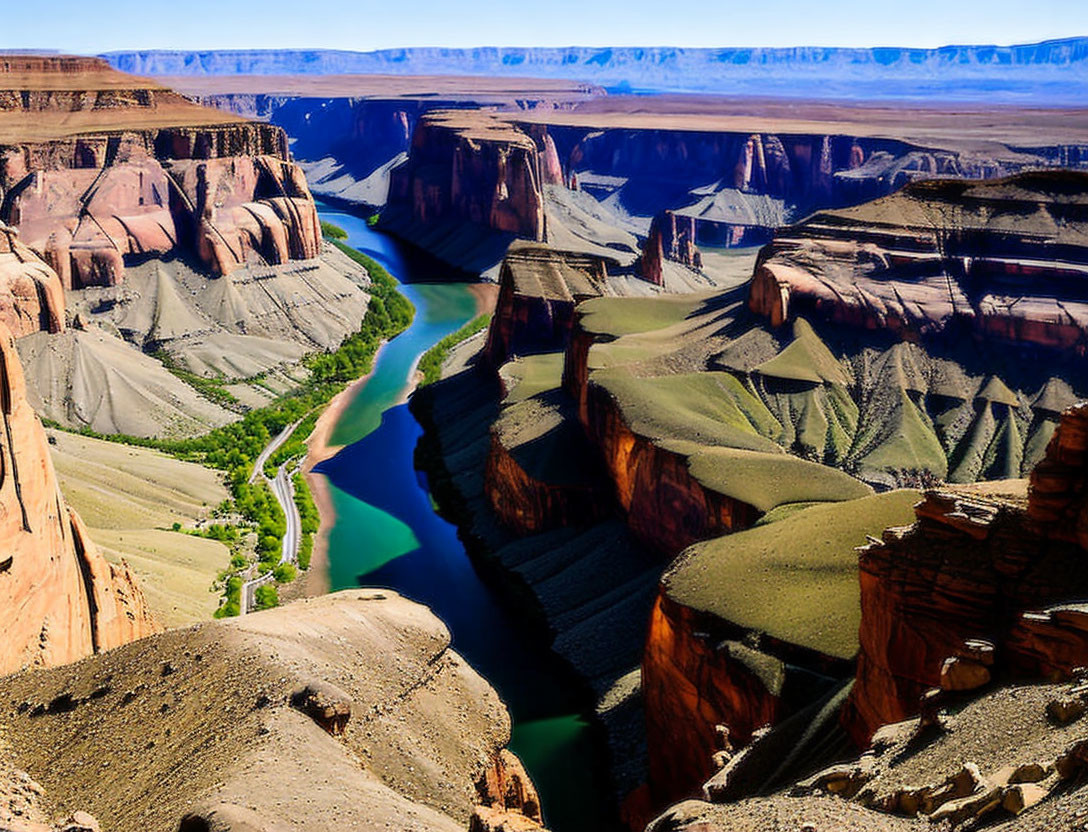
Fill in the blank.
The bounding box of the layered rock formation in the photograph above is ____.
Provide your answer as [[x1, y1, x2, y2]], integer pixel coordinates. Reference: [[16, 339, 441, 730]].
[[844, 402, 1088, 745], [382, 111, 561, 273], [0, 222, 65, 337], [749, 172, 1088, 353], [103, 40, 1088, 104], [639, 212, 701, 287], [484, 243, 611, 368], [0, 55, 321, 303], [0, 590, 545, 832], [161, 75, 603, 209], [0, 317, 158, 675], [650, 676, 1088, 832]]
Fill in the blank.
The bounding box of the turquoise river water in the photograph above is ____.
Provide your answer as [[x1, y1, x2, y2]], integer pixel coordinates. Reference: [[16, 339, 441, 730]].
[[312, 205, 611, 831]]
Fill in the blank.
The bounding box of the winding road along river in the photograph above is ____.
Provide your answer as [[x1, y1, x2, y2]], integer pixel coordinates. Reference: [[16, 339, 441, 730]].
[[312, 205, 611, 832]]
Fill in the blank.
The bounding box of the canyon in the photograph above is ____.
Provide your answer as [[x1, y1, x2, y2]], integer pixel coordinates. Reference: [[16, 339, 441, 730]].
[[415, 153, 1088, 826], [1, 39, 1087, 832]]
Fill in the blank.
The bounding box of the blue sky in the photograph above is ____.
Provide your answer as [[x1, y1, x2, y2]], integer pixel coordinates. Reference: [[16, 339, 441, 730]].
[[3, 0, 1086, 53]]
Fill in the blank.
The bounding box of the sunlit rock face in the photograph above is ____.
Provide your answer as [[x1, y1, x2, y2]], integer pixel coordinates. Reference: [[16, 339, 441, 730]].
[[0, 317, 158, 675], [0, 55, 322, 312]]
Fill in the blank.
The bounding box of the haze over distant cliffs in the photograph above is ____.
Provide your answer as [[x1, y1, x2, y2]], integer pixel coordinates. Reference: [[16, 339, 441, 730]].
[[104, 38, 1088, 102]]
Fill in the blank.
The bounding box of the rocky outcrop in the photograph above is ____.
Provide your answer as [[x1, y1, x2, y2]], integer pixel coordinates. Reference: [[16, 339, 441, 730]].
[[0, 223, 65, 336], [0, 318, 158, 674], [0, 590, 544, 832], [844, 403, 1088, 745], [649, 676, 1088, 832], [484, 243, 610, 367], [749, 172, 1088, 353], [0, 56, 321, 304], [379, 112, 587, 275], [386, 110, 549, 240], [639, 212, 701, 286], [166, 154, 321, 276]]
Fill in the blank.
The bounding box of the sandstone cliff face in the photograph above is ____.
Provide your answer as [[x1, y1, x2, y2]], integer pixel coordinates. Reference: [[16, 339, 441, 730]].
[[642, 593, 788, 804], [0, 223, 65, 337], [386, 111, 549, 246], [749, 172, 1088, 354], [484, 243, 610, 368], [844, 403, 1088, 745], [639, 212, 702, 286], [581, 379, 761, 556], [0, 319, 158, 674], [0, 56, 320, 306]]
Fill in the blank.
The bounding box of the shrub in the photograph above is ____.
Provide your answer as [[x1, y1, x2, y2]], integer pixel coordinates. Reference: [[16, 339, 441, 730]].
[[321, 220, 348, 240], [273, 563, 297, 583], [417, 314, 492, 387], [254, 583, 279, 610]]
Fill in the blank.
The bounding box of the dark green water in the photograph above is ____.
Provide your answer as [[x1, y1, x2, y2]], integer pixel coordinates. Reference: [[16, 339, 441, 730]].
[[313, 205, 610, 832]]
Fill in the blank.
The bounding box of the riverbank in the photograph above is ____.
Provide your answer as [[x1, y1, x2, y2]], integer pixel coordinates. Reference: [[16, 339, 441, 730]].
[[294, 351, 386, 600], [297, 280, 499, 601], [409, 336, 656, 825]]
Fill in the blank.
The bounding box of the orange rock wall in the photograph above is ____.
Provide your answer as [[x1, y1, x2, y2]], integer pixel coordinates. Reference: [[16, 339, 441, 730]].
[[0, 321, 158, 674], [844, 403, 1088, 745], [642, 593, 783, 805], [387, 114, 548, 243]]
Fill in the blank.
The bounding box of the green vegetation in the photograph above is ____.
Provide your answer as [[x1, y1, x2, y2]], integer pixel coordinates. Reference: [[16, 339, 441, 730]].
[[153, 350, 241, 409], [684, 445, 873, 513], [52, 221, 414, 618], [754, 319, 850, 385], [273, 563, 297, 583], [418, 313, 492, 386], [293, 472, 319, 572], [366, 213, 380, 227], [320, 220, 348, 240], [254, 583, 279, 610], [665, 490, 921, 660], [577, 292, 713, 338], [499, 351, 565, 404], [213, 576, 243, 619], [597, 369, 783, 453]]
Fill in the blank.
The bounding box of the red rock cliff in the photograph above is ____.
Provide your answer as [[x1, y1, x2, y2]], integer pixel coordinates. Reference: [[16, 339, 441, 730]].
[[386, 110, 550, 243], [748, 172, 1088, 354], [0, 56, 320, 297], [0, 222, 65, 337], [0, 319, 159, 674], [844, 402, 1088, 745]]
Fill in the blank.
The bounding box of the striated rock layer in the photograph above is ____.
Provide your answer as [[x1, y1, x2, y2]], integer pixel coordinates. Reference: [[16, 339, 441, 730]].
[[749, 171, 1088, 353], [0, 317, 158, 675], [844, 402, 1088, 745], [0, 222, 65, 337], [0, 55, 321, 309], [383, 110, 560, 269]]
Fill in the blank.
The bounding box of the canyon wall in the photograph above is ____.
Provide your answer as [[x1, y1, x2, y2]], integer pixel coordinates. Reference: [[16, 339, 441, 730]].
[[749, 171, 1088, 354], [844, 402, 1088, 745], [0, 56, 321, 306], [0, 222, 65, 337], [382, 111, 563, 272], [0, 317, 158, 675], [483, 243, 610, 368]]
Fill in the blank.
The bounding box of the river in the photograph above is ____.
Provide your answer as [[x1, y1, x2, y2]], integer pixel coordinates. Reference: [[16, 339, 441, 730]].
[[311, 204, 612, 832]]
